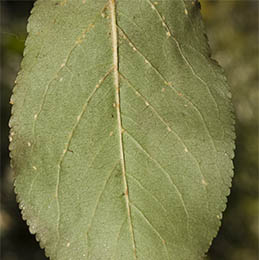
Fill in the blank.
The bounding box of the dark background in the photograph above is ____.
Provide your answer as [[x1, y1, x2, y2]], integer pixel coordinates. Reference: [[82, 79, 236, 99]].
[[1, 0, 258, 259]]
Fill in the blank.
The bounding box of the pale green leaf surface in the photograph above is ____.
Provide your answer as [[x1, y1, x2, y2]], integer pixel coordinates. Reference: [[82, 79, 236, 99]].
[[9, 0, 235, 259]]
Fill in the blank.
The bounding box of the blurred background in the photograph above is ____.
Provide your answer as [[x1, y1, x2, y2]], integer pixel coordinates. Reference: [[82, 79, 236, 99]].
[[0, 0, 258, 259]]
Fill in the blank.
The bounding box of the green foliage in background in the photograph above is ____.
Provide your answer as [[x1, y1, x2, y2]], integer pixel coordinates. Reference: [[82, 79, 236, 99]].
[[201, 1, 259, 259]]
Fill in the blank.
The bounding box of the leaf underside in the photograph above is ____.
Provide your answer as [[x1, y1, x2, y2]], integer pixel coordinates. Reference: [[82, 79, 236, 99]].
[[9, 0, 235, 259]]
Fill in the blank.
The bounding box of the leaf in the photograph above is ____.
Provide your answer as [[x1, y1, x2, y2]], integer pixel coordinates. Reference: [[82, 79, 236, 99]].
[[9, 0, 235, 259]]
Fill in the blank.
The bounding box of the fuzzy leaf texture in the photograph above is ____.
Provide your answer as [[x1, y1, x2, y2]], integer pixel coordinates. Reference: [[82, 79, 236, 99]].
[[9, 0, 235, 259]]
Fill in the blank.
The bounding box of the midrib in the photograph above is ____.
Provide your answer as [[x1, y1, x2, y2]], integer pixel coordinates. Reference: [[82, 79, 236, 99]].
[[109, 0, 137, 258]]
